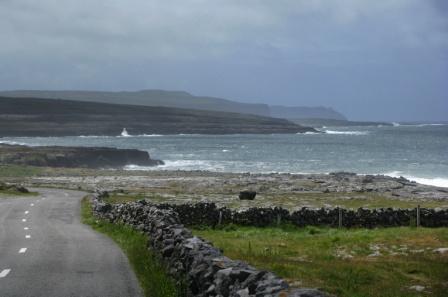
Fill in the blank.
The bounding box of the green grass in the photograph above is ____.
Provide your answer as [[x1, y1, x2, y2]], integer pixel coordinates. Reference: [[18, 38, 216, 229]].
[[193, 226, 448, 297], [81, 197, 182, 297], [0, 165, 44, 177], [0, 189, 38, 197]]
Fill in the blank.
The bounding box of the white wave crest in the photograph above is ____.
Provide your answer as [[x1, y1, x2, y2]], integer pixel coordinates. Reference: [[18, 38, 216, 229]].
[[302, 131, 320, 135], [120, 128, 130, 137], [79, 135, 110, 138], [125, 160, 223, 171], [0, 140, 27, 145], [324, 130, 369, 135], [140, 134, 163, 137], [384, 171, 448, 188]]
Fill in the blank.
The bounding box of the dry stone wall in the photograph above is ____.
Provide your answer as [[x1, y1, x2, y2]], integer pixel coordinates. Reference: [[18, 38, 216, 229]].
[[92, 193, 448, 297], [157, 203, 448, 228], [92, 193, 331, 297]]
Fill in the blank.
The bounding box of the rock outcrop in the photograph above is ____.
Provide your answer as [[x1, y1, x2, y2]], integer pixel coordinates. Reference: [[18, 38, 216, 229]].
[[0, 144, 163, 168], [0, 182, 29, 193]]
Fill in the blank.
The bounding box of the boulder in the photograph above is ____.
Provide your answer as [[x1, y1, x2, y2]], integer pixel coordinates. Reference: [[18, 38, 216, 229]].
[[239, 191, 257, 200]]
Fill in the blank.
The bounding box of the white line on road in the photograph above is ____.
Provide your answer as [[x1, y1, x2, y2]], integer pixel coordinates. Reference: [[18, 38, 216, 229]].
[[26, 235, 31, 239], [30, 203, 34, 206], [18, 248, 27, 254], [0, 269, 11, 278], [22, 219, 27, 222], [25, 211, 29, 214], [24, 227, 29, 230]]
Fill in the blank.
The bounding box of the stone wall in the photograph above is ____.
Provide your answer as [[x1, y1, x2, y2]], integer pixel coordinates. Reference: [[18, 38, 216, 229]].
[[92, 194, 330, 297], [157, 203, 448, 228]]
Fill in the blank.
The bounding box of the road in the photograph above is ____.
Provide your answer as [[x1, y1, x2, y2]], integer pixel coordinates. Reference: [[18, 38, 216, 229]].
[[0, 188, 142, 297]]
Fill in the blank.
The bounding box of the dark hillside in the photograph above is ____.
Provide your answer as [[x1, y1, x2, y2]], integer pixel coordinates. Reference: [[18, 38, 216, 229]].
[[0, 96, 314, 136], [0, 90, 271, 116]]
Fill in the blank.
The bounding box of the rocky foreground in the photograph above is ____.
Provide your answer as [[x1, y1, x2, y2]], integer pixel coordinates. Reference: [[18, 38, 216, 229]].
[[11, 169, 448, 210], [0, 144, 163, 168]]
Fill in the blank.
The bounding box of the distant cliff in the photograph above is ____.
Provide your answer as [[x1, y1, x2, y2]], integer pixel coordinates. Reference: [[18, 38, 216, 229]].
[[289, 118, 392, 128], [270, 105, 347, 120], [0, 96, 314, 136], [0, 89, 347, 120], [0, 144, 163, 168]]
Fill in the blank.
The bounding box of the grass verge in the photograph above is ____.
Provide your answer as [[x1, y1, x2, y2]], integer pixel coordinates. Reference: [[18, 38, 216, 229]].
[[0, 189, 38, 197], [194, 225, 448, 297], [81, 197, 182, 297]]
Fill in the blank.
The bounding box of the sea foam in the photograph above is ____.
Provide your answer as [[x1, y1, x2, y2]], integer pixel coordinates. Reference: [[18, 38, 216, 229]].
[[385, 171, 448, 188], [324, 130, 369, 135]]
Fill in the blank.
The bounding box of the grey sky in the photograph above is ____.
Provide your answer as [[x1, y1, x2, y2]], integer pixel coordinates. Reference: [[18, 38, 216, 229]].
[[0, 0, 447, 121]]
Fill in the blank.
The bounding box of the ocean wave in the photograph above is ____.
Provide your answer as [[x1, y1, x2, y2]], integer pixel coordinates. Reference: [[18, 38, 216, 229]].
[[79, 135, 110, 138], [0, 140, 27, 145], [302, 131, 320, 135], [323, 130, 369, 135], [396, 123, 447, 127], [384, 171, 448, 188], [125, 160, 225, 171]]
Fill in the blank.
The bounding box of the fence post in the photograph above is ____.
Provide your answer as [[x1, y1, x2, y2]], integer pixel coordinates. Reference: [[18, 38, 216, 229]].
[[218, 211, 223, 226], [416, 205, 421, 227], [277, 213, 281, 226], [338, 208, 343, 228]]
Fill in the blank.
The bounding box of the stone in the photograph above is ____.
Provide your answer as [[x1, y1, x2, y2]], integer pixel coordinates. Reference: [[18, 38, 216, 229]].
[[239, 191, 257, 200], [433, 247, 448, 254], [409, 285, 425, 292]]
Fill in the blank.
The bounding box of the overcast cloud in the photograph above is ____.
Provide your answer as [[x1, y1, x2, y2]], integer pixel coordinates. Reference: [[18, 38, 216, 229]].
[[0, 0, 447, 121]]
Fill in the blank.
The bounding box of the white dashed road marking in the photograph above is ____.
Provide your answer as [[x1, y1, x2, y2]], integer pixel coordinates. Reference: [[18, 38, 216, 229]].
[[26, 235, 31, 239], [24, 227, 29, 230], [25, 211, 29, 214], [18, 248, 27, 254], [30, 203, 34, 206], [22, 219, 27, 222], [0, 269, 11, 278]]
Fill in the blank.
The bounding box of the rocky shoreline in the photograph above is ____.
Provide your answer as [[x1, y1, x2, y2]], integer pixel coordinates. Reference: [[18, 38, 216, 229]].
[[0, 144, 163, 168]]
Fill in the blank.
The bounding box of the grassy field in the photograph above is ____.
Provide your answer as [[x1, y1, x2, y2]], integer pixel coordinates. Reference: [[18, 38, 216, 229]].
[[193, 226, 448, 297], [81, 197, 183, 297]]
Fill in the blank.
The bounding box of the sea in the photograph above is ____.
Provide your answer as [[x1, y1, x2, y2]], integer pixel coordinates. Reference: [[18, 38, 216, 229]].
[[1, 124, 447, 188]]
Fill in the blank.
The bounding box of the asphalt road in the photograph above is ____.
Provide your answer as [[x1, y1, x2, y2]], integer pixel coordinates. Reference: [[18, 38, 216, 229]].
[[0, 188, 142, 297]]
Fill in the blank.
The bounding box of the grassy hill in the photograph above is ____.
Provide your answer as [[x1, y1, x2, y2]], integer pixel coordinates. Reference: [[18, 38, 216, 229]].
[[0, 96, 314, 136], [0, 89, 271, 116]]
